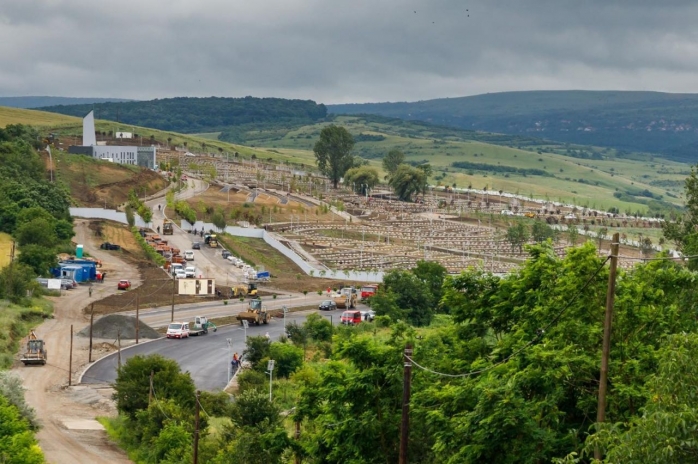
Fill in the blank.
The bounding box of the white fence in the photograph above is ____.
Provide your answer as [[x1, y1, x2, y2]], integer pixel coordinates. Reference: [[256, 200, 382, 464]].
[[185, 221, 383, 282], [69, 208, 151, 228]]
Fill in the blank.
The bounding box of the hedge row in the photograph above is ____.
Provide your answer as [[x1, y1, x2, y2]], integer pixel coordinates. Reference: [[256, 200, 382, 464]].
[[131, 227, 166, 266]]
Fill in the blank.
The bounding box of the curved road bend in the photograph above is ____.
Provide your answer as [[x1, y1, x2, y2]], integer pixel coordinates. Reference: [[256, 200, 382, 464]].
[[82, 308, 346, 391]]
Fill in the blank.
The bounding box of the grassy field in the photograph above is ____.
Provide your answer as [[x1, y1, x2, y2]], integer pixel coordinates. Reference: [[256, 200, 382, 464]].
[[237, 115, 689, 214], [0, 106, 80, 127], [0, 232, 14, 267], [0, 299, 53, 368]]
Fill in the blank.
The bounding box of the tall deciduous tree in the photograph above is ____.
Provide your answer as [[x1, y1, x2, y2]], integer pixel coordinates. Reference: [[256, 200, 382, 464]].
[[343, 166, 379, 195], [382, 149, 405, 178], [506, 223, 529, 252], [389, 164, 426, 202], [313, 125, 355, 188]]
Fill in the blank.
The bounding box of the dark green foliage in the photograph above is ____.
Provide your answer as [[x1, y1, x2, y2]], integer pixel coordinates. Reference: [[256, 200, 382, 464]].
[[411, 260, 447, 309], [285, 322, 308, 346], [41, 96, 327, 134], [389, 164, 427, 201], [343, 165, 379, 194], [531, 221, 555, 243], [17, 245, 58, 276], [506, 222, 529, 252], [0, 394, 44, 463], [0, 264, 40, 304], [313, 125, 356, 188], [303, 313, 333, 342], [236, 369, 267, 393], [230, 389, 281, 429], [269, 343, 304, 378], [382, 149, 405, 176], [372, 270, 434, 326], [243, 336, 271, 369], [113, 354, 195, 419], [452, 160, 551, 177]]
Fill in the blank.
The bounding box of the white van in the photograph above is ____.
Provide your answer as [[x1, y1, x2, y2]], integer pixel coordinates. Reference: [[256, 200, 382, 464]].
[[184, 250, 195, 261], [170, 263, 184, 275]]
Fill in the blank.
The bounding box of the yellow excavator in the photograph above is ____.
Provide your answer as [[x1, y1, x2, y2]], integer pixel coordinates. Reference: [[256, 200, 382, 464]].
[[21, 330, 47, 366], [231, 283, 258, 298]]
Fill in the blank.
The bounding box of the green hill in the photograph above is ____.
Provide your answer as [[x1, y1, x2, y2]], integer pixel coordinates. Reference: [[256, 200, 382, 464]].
[[328, 90, 698, 163], [0, 96, 133, 109], [39, 96, 327, 134], [233, 114, 688, 215]]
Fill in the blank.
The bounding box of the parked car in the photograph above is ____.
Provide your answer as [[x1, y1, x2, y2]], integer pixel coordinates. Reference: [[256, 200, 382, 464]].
[[221, 250, 231, 259], [340, 310, 363, 325], [170, 263, 184, 275], [359, 309, 376, 322], [100, 242, 121, 250], [184, 266, 196, 278], [318, 300, 337, 311], [184, 250, 195, 261], [192, 242, 201, 250], [166, 322, 190, 339], [174, 269, 187, 279], [61, 278, 78, 289], [117, 280, 131, 290]]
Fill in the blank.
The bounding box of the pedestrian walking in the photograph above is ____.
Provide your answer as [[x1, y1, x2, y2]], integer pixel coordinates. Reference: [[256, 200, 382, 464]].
[[233, 352, 239, 370], [156, 226, 160, 234], [89, 286, 93, 297]]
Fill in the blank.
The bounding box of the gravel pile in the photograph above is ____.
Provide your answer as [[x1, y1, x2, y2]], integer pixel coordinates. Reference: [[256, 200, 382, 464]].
[[77, 314, 161, 340]]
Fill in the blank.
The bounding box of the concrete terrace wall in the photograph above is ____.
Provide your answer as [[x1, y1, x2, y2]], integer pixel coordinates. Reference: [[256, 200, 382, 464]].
[[186, 220, 383, 283], [69, 208, 151, 228]]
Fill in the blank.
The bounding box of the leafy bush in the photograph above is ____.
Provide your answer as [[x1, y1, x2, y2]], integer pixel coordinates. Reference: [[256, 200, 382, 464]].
[[131, 227, 166, 266]]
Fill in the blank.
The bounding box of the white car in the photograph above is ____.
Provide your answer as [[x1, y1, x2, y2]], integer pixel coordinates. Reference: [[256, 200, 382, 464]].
[[166, 322, 190, 339], [174, 269, 187, 279], [184, 266, 196, 278], [184, 250, 195, 261], [170, 263, 184, 276]]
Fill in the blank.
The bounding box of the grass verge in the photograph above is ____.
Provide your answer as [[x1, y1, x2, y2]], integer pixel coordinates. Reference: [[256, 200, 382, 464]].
[[0, 299, 53, 368]]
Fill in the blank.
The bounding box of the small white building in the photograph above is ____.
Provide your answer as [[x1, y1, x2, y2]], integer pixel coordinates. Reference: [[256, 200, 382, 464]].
[[115, 132, 133, 139], [93, 146, 138, 165]]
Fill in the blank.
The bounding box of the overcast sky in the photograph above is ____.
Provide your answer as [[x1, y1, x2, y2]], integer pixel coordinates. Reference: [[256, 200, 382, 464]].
[[2, 0, 698, 104]]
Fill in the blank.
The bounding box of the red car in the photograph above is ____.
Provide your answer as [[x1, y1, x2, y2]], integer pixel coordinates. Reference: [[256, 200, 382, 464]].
[[117, 280, 131, 290]]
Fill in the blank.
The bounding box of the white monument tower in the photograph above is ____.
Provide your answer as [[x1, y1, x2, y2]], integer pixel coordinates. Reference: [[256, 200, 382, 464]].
[[82, 110, 97, 147]]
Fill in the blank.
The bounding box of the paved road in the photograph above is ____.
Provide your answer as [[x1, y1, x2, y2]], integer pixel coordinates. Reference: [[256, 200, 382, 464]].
[[82, 308, 348, 391]]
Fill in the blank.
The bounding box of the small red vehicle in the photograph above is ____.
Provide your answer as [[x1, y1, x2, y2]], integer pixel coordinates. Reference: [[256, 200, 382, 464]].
[[340, 310, 363, 325], [360, 284, 379, 300], [117, 279, 131, 290]]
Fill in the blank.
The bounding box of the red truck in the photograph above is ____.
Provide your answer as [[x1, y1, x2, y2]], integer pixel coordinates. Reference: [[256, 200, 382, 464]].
[[360, 284, 379, 300]]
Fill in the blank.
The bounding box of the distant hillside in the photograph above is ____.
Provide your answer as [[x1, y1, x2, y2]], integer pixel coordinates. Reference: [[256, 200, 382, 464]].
[[40, 96, 328, 134], [328, 91, 698, 163], [0, 106, 80, 128], [0, 96, 132, 108]]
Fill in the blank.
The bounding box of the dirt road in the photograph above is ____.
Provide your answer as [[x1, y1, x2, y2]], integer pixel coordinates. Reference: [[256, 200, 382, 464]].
[[13, 220, 138, 464]]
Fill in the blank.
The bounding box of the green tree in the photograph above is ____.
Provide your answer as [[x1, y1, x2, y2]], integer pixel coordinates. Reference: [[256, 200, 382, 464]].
[[269, 342, 304, 378], [389, 164, 426, 202], [230, 389, 282, 428], [113, 355, 195, 419], [124, 205, 136, 228], [303, 313, 333, 342], [567, 224, 579, 246], [0, 263, 38, 303], [382, 149, 405, 177], [0, 395, 44, 464], [15, 218, 57, 247], [506, 222, 529, 252], [411, 260, 447, 309], [211, 208, 227, 231], [17, 244, 58, 276], [313, 125, 355, 188], [244, 336, 271, 369], [371, 270, 434, 326], [343, 166, 379, 195], [531, 221, 555, 243]]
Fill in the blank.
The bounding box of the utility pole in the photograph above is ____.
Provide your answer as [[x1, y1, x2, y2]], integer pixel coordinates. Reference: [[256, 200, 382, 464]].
[[135, 290, 140, 344], [117, 330, 122, 370], [68, 325, 74, 386], [399, 343, 413, 464], [88, 304, 94, 362], [594, 232, 620, 461], [193, 390, 201, 464], [171, 276, 176, 322]]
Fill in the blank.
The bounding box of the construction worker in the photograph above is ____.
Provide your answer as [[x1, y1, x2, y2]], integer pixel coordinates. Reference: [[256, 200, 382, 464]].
[[89, 286, 93, 297], [156, 225, 160, 234]]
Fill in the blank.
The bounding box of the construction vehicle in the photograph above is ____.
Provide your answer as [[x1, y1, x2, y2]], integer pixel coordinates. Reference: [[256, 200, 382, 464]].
[[236, 298, 269, 325], [205, 233, 219, 248], [188, 316, 217, 336], [21, 330, 47, 366], [334, 287, 358, 309], [524, 212, 537, 219], [232, 283, 258, 298], [163, 219, 174, 235]]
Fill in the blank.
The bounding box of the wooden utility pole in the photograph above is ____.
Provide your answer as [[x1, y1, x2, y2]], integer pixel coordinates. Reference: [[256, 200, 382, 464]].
[[117, 330, 122, 370], [193, 390, 201, 464], [68, 324, 74, 386], [171, 276, 176, 322], [399, 343, 413, 464], [88, 303, 95, 363], [135, 291, 140, 344], [294, 422, 302, 464], [595, 232, 620, 461]]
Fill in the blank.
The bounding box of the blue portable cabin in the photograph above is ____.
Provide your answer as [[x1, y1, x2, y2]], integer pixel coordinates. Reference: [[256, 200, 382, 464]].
[[57, 265, 88, 282], [60, 260, 98, 280]]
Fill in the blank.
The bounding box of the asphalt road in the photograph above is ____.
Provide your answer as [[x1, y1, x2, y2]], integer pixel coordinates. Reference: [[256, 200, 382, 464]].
[[81, 307, 347, 391]]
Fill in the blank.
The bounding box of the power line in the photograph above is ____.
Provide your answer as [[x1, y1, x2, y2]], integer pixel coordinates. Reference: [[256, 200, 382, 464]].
[[407, 255, 612, 379]]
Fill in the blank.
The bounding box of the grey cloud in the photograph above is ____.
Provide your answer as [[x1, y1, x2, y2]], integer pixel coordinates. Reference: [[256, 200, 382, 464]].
[[1, 0, 698, 103]]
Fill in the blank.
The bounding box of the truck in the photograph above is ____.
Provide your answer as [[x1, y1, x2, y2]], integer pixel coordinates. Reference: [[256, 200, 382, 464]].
[[334, 287, 358, 309], [163, 219, 174, 235], [188, 316, 217, 336], [205, 233, 219, 248], [236, 298, 269, 325], [21, 330, 47, 366], [232, 283, 258, 298], [360, 284, 379, 300]]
